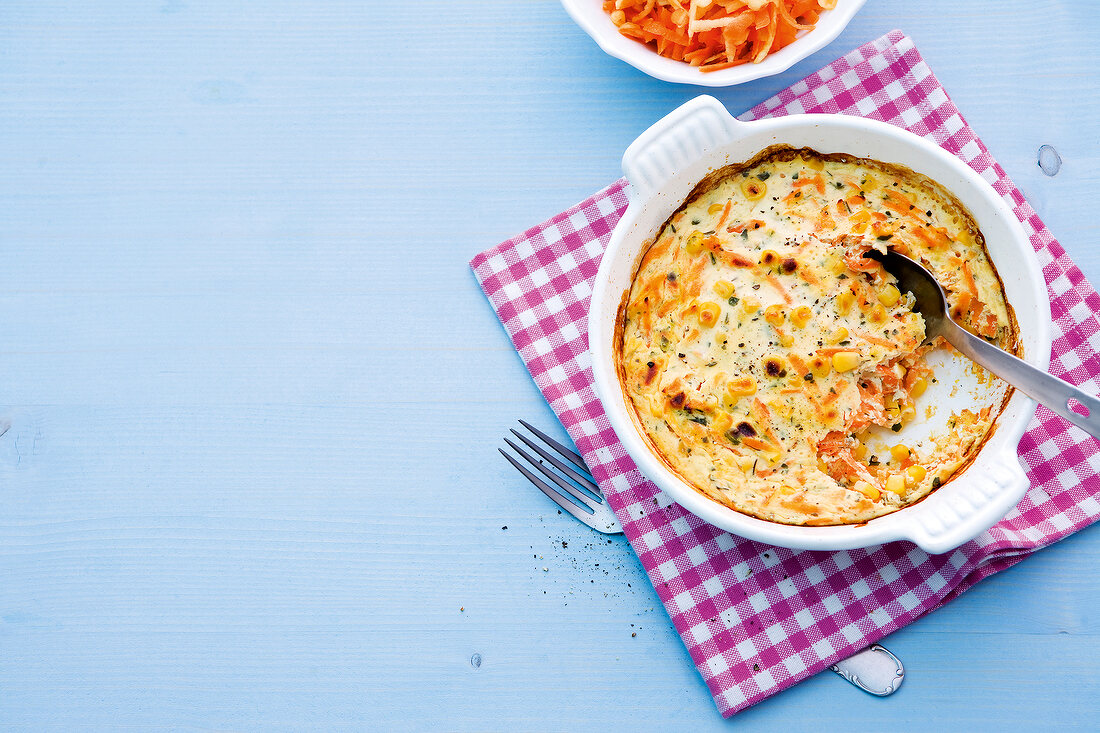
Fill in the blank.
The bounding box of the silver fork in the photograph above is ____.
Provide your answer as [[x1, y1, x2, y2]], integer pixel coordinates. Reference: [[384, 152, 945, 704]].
[[500, 420, 905, 697], [498, 420, 621, 534]]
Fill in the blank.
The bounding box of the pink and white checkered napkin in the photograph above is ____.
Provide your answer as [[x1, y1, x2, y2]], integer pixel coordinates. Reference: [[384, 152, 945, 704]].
[[471, 30, 1100, 717]]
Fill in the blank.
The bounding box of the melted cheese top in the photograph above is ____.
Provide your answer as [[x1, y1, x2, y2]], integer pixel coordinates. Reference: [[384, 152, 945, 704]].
[[617, 147, 1013, 525]]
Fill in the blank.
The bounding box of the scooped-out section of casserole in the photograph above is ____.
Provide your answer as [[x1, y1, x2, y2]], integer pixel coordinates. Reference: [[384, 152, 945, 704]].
[[616, 146, 1017, 526]]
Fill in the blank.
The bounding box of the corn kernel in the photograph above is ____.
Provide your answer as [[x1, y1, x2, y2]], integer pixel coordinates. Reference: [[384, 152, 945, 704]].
[[906, 465, 928, 483], [742, 298, 760, 313], [791, 305, 812, 329], [778, 332, 794, 348], [737, 455, 757, 473], [762, 356, 787, 379], [853, 480, 880, 501], [890, 444, 910, 462], [900, 402, 917, 423], [868, 302, 887, 324], [726, 376, 757, 397], [824, 252, 845, 274], [741, 178, 767, 201], [713, 279, 735, 299], [712, 412, 733, 433], [852, 441, 868, 460], [910, 377, 928, 398], [806, 157, 825, 171], [829, 326, 849, 344], [707, 203, 724, 215], [684, 231, 705, 255], [878, 284, 901, 308], [885, 474, 907, 495], [697, 301, 721, 327], [764, 304, 786, 327], [836, 291, 856, 315], [832, 351, 862, 372], [851, 221, 868, 234], [760, 249, 780, 268], [810, 356, 831, 379]]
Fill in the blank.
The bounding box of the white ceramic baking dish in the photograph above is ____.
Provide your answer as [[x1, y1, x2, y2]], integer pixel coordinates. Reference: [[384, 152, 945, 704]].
[[589, 95, 1051, 554]]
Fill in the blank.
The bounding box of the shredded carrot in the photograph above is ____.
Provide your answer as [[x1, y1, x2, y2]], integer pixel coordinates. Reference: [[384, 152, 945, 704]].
[[856, 331, 899, 348], [961, 261, 979, 296], [603, 0, 834, 70], [763, 273, 792, 304], [793, 174, 826, 195], [741, 436, 772, 452], [715, 200, 733, 230], [788, 353, 809, 377]]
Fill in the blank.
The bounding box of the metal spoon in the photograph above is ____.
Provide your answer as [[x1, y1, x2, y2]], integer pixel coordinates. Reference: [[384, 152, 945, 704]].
[[867, 249, 1100, 438]]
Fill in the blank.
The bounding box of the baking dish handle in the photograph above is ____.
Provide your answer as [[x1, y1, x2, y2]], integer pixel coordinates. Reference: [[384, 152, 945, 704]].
[[622, 95, 744, 202], [906, 451, 1030, 555]]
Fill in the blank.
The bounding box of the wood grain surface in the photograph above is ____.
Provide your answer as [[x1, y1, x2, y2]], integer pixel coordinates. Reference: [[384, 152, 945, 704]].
[[1, 1, 1098, 730]]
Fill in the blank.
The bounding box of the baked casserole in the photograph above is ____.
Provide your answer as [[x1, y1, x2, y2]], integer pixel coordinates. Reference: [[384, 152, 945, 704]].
[[616, 146, 1017, 525]]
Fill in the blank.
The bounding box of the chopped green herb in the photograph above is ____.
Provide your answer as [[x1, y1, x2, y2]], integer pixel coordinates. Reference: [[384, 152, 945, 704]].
[[891, 423, 902, 432], [932, 477, 942, 489], [756, 172, 771, 181], [728, 296, 740, 306], [877, 234, 893, 241]]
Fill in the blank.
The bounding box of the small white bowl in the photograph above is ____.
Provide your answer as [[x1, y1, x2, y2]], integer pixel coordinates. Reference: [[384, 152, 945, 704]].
[[589, 96, 1051, 554], [559, 0, 867, 87]]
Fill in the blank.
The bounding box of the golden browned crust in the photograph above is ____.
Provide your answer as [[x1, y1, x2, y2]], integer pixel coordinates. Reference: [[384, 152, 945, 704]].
[[614, 146, 1018, 525]]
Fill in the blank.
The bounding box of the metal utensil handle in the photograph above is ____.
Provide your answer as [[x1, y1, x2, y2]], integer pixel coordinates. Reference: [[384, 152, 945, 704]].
[[831, 645, 905, 696], [946, 320, 1100, 437]]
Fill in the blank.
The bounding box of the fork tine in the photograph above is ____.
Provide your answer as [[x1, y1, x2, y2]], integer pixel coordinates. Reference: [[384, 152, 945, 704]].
[[517, 419, 587, 472], [509, 428, 602, 501], [502, 438, 599, 511], [499, 448, 596, 520]]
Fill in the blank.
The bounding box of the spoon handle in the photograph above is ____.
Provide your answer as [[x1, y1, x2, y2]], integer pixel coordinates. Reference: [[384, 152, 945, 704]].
[[945, 320, 1100, 438]]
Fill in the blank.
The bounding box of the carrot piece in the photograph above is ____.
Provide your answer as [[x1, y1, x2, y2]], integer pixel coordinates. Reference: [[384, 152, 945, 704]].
[[788, 354, 809, 377], [961, 261, 979, 295], [716, 200, 733, 230], [793, 173, 826, 195], [742, 436, 772, 452], [765, 273, 793, 304], [856, 331, 899, 348], [607, 0, 829, 69]]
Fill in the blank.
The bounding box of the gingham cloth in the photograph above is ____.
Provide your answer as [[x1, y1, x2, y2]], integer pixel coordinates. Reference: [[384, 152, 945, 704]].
[[471, 31, 1100, 717]]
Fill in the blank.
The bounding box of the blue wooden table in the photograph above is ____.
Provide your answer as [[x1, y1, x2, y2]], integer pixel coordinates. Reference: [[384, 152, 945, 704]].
[[1, 1, 1098, 729]]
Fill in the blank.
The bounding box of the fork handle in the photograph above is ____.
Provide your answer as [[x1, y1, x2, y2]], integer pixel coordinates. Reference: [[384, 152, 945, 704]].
[[831, 645, 904, 696], [944, 319, 1100, 438]]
